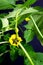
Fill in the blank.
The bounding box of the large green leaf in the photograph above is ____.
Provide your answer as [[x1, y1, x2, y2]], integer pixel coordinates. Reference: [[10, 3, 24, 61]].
[[24, 30, 34, 43], [24, 14, 43, 44], [18, 42, 35, 58], [24, 58, 43, 65], [5, 7, 40, 19], [0, 0, 14, 10], [34, 53, 43, 65], [0, 0, 36, 10], [20, 7, 38, 16], [5, 7, 24, 18], [30, 15, 43, 45], [4, 7, 43, 26], [16, 7, 39, 24], [36, 53, 43, 62], [24, 52, 43, 65]]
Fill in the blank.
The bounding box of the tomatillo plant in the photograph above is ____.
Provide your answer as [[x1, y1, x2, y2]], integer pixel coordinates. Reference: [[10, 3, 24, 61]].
[[0, 0, 43, 65]]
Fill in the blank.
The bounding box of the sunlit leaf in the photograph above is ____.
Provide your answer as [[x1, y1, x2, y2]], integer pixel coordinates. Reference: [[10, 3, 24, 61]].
[[1, 18, 9, 28]]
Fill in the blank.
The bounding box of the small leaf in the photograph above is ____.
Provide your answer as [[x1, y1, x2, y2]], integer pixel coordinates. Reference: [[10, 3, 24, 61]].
[[24, 30, 34, 43], [1, 18, 9, 28], [25, 20, 34, 30], [24, 58, 31, 65], [4, 34, 10, 41]]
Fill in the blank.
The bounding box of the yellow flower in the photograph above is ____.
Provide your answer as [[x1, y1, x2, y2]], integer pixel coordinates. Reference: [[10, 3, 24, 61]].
[[9, 34, 22, 47], [25, 17, 30, 21]]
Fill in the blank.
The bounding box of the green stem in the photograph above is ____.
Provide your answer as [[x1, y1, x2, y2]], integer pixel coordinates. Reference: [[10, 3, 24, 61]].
[[0, 41, 8, 44], [19, 26, 23, 33], [30, 15, 43, 39], [0, 50, 9, 56], [19, 43, 34, 65], [15, 14, 18, 37]]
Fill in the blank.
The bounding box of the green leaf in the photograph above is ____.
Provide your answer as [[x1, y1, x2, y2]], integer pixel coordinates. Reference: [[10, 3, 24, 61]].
[[10, 45, 18, 61], [20, 7, 38, 16], [7, 0, 16, 5], [18, 42, 35, 57], [25, 20, 34, 30], [24, 30, 34, 43], [5, 7, 23, 18], [36, 53, 43, 62], [0, 45, 6, 54], [4, 34, 10, 41], [5, 7, 39, 20], [23, 0, 36, 7], [17, 14, 29, 24], [1, 18, 9, 28], [1, 18, 11, 32], [34, 60, 43, 65], [24, 58, 31, 65], [33, 53, 43, 65], [24, 52, 43, 65], [34, 6, 43, 12], [19, 42, 36, 65], [0, 0, 14, 10], [30, 15, 43, 45], [17, 7, 39, 25]]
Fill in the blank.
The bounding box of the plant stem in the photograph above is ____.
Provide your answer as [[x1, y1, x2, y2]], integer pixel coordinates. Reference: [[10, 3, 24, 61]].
[[19, 43, 34, 65], [15, 13, 18, 37], [0, 41, 8, 44], [19, 26, 23, 33], [30, 15, 43, 39], [0, 50, 9, 56]]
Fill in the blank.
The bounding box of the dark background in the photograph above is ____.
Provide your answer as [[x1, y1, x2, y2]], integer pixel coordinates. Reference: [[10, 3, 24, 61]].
[[0, 0, 43, 65]]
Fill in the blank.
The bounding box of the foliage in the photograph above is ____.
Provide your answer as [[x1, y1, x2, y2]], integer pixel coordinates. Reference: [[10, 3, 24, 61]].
[[0, 0, 43, 65]]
